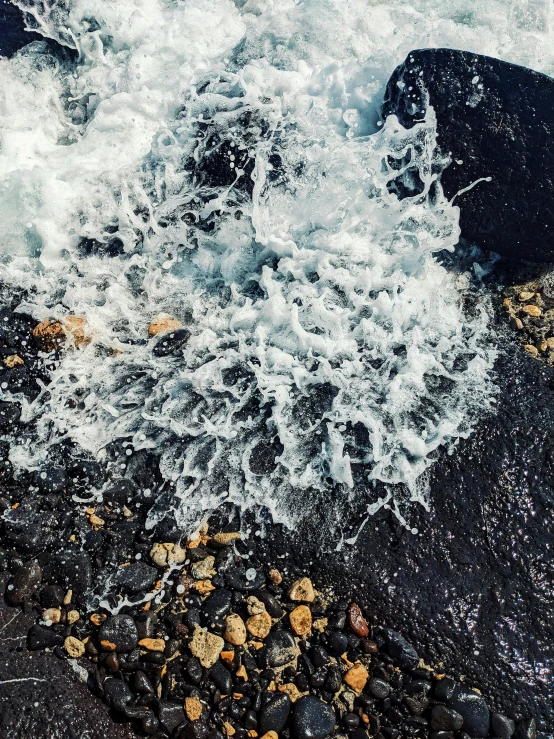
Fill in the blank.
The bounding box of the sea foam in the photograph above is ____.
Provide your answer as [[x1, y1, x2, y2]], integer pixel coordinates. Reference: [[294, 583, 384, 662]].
[[2, 0, 550, 530]]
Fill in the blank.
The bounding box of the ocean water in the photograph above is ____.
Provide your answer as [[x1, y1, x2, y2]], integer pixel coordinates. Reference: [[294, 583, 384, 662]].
[[1, 0, 551, 532]]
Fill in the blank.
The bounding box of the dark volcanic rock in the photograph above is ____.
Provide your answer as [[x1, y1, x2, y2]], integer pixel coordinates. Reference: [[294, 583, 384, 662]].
[[382, 48, 554, 262], [446, 684, 490, 737], [380, 628, 419, 670], [292, 696, 336, 739], [431, 705, 464, 732], [99, 615, 138, 652], [27, 624, 64, 650], [6, 561, 42, 605], [49, 547, 92, 594], [258, 693, 291, 734], [492, 713, 516, 739], [112, 561, 157, 594], [265, 629, 298, 667]]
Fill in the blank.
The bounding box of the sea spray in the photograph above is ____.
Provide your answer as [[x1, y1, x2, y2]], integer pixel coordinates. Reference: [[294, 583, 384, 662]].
[[5, 0, 551, 530]]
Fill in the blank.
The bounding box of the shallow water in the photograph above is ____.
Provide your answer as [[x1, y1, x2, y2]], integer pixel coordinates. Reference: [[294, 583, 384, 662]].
[[1, 0, 552, 530]]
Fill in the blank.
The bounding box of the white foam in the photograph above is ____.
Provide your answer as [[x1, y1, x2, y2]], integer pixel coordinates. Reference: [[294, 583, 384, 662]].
[[3, 0, 549, 530]]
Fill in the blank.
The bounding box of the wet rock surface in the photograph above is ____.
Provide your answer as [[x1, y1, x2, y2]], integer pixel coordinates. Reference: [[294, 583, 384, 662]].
[[382, 48, 554, 263]]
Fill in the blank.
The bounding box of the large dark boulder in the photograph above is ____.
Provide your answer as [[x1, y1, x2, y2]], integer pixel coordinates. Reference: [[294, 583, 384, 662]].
[[382, 48, 554, 263]]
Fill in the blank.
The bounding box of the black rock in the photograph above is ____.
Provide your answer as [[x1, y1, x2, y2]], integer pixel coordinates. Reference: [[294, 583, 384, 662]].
[[265, 630, 298, 667], [50, 548, 92, 595], [210, 661, 233, 695], [431, 705, 464, 732], [104, 676, 148, 718], [136, 613, 158, 640], [258, 693, 291, 734], [182, 721, 210, 739], [102, 478, 136, 506], [252, 589, 285, 618], [380, 629, 419, 671], [292, 696, 336, 739], [514, 718, 537, 739], [142, 714, 160, 735], [32, 465, 67, 494], [202, 588, 233, 623], [0, 400, 21, 428], [492, 713, 515, 739], [367, 677, 390, 700], [186, 657, 203, 684], [133, 670, 155, 694], [225, 567, 265, 592], [153, 328, 191, 357], [27, 624, 64, 650], [6, 561, 42, 605], [39, 584, 65, 608], [327, 631, 348, 656], [3, 502, 53, 554], [68, 459, 105, 487], [324, 664, 342, 694], [434, 677, 456, 701], [157, 701, 185, 733], [430, 733, 454, 739], [112, 561, 157, 594], [311, 646, 329, 668], [99, 615, 138, 652], [446, 685, 490, 737], [382, 48, 554, 263]]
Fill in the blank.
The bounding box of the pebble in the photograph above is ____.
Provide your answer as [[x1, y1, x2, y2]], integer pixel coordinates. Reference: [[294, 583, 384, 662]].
[[148, 314, 182, 337], [210, 660, 233, 694], [265, 630, 298, 667], [246, 611, 272, 639], [289, 605, 312, 636], [522, 305, 541, 317], [381, 628, 420, 670], [252, 589, 285, 618], [157, 701, 185, 733], [524, 344, 539, 356], [519, 291, 535, 301], [42, 607, 61, 624], [189, 626, 224, 668], [64, 636, 86, 658], [191, 556, 217, 580], [327, 631, 348, 656], [203, 588, 233, 622], [246, 595, 266, 615], [289, 577, 315, 602], [431, 705, 464, 731], [367, 677, 390, 699], [224, 614, 247, 645], [113, 561, 158, 594], [39, 584, 65, 608], [138, 637, 165, 652], [225, 567, 265, 591], [269, 568, 283, 584], [446, 684, 490, 738], [514, 718, 537, 739], [67, 610, 80, 625], [150, 541, 187, 567], [99, 615, 138, 652], [347, 603, 369, 637], [343, 663, 369, 692], [6, 561, 42, 605], [258, 693, 291, 734], [212, 531, 241, 545], [33, 465, 67, 494], [152, 327, 191, 357], [185, 697, 204, 721], [292, 695, 336, 739], [492, 713, 515, 739]]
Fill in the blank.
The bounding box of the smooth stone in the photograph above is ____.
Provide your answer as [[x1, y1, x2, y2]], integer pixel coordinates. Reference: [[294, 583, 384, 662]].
[[32, 465, 67, 494], [6, 561, 42, 605], [202, 588, 233, 623], [210, 661, 233, 695], [380, 628, 419, 671], [311, 646, 329, 667], [102, 478, 136, 506], [3, 502, 53, 554], [431, 705, 464, 732], [292, 696, 336, 739], [435, 677, 457, 701], [327, 631, 348, 656], [103, 677, 148, 719], [133, 670, 154, 694], [446, 685, 490, 738], [152, 328, 191, 357], [113, 562, 158, 594], [39, 584, 65, 608], [324, 664, 342, 694], [27, 624, 64, 650], [185, 657, 203, 684], [252, 589, 285, 618], [492, 713, 515, 739], [99, 615, 138, 652], [382, 48, 554, 263], [50, 548, 92, 594], [367, 677, 390, 700], [157, 701, 186, 733], [225, 567, 265, 592], [258, 693, 291, 734], [265, 630, 298, 667]]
